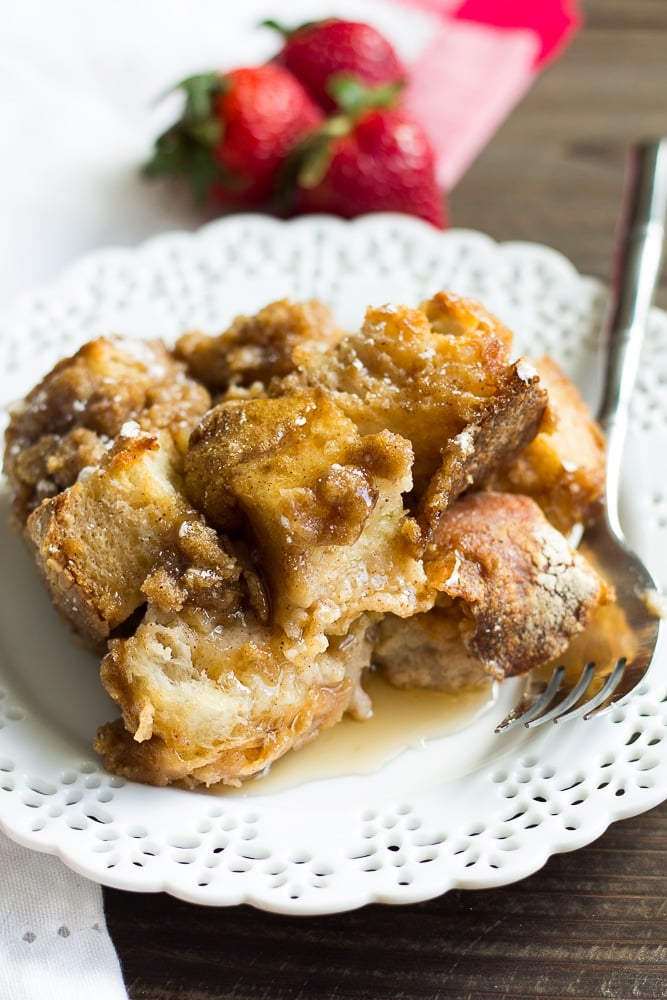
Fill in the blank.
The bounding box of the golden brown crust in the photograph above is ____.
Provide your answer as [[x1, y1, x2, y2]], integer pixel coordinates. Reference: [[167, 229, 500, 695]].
[[185, 387, 431, 660], [175, 298, 345, 393], [3, 336, 210, 525], [424, 491, 613, 677], [420, 289, 515, 353], [418, 363, 547, 543], [281, 294, 546, 504], [486, 354, 606, 532], [25, 430, 238, 644]]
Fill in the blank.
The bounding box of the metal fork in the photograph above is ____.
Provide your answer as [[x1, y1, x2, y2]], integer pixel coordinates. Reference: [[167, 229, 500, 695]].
[[496, 139, 667, 734]]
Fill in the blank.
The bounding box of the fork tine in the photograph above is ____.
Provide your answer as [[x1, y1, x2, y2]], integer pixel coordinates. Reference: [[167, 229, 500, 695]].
[[560, 657, 628, 723], [582, 658, 635, 720], [495, 658, 630, 734], [525, 661, 597, 729], [494, 666, 565, 734]]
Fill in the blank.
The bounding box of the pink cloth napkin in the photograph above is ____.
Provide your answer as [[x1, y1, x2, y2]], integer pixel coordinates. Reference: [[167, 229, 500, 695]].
[[399, 0, 582, 189]]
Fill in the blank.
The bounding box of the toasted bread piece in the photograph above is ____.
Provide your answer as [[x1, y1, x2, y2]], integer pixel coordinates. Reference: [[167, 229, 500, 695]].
[[486, 354, 606, 532], [3, 336, 210, 525], [95, 609, 374, 788], [185, 387, 431, 660], [418, 361, 546, 544], [25, 429, 238, 644], [175, 298, 345, 394], [420, 289, 514, 353], [282, 293, 547, 501], [423, 491, 613, 678]]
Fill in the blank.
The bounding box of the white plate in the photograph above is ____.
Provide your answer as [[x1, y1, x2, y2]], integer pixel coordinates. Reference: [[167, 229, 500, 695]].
[[0, 214, 665, 914]]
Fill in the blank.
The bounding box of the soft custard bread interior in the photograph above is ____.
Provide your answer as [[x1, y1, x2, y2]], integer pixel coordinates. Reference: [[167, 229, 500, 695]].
[[2, 294, 614, 788], [95, 609, 375, 788]]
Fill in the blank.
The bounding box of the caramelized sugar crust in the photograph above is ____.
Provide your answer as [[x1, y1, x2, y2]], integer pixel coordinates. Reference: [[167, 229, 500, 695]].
[[3, 336, 210, 525], [486, 354, 606, 533], [423, 492, 613, 678], [175, 298, 345, 393]]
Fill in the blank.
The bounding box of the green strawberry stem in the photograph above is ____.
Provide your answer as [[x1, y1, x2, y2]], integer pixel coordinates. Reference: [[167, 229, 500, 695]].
[[261, 18, 324, 38], [295, 77, 403, 189], [177, 73, 227, 120], [327, 76, 402, 117]]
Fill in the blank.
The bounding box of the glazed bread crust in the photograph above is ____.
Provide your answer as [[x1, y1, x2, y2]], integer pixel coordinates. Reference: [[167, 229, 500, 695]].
[[3, 335, 210, 525]]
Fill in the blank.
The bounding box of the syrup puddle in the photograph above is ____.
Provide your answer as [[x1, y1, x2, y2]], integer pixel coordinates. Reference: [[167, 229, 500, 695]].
[[222, 671, 497, 798]]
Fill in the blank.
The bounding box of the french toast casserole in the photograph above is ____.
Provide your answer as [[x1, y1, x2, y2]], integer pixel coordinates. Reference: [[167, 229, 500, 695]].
[[2, 292, 613, 788]]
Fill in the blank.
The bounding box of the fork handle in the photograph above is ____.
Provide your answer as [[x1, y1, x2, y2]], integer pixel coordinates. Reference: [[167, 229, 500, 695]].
[[598, 139, 667, 533]]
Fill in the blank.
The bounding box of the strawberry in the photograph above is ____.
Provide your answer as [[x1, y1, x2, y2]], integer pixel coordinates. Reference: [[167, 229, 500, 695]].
[[266, 18, 406, 112], [290, 81, 445, 229], [145, 65, 323, 208]]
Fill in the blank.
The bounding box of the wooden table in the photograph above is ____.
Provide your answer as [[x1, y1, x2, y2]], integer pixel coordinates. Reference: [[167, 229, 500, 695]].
[[105, 4, 667, 996]]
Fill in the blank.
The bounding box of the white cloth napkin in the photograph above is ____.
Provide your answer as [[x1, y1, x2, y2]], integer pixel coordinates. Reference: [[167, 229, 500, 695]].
[[0, 839, 126, 999]]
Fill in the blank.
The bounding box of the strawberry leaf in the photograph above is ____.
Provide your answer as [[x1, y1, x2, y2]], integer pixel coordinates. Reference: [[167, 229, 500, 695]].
[[289, 112, 351, 190], [327, 75, 403, 117], [143, 128, 189, 177], [287, 76, 404, 193], [144, 71, 235, 203], [188, 145, 223, 204], [297, 135, 336, 189], [178, 72, 226, 120], [189, 119, 225, 148]]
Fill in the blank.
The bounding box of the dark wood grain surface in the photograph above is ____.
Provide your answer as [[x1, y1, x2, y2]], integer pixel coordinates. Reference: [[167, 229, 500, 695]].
[[105, 4, 667, 997]]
